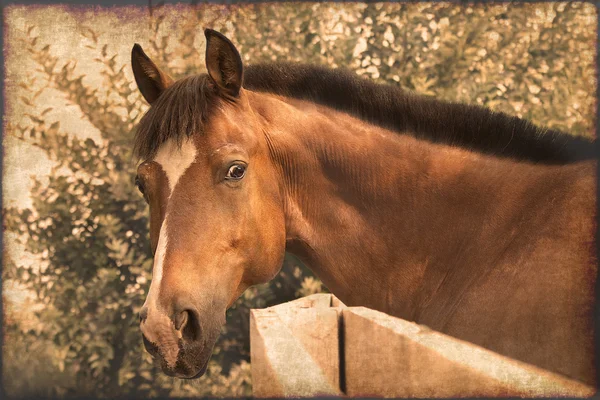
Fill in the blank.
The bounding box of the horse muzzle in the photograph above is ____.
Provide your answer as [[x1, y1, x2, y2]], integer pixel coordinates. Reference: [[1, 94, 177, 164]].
[[139, 305, 220, 379]]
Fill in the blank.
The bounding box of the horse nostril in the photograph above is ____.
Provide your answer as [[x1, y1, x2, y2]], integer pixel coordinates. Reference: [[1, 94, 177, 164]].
[[174, 310, 189, 331], [173, 308, 201, 342], [139, 306, 149, 323], [142, 334, 159, 357]]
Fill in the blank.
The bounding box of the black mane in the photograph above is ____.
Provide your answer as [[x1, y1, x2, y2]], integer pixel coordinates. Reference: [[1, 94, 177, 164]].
[[244, 62, 596, 164]]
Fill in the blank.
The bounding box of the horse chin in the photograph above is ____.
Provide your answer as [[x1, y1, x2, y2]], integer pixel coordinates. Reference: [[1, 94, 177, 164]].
[[163, 356, 210, 380], [185, 362, 210, 380], [160, 342, 213, 379]]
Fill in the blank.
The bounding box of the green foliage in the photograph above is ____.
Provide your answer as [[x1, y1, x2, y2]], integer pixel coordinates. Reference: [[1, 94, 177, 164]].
[[3, 3, 594, 398]]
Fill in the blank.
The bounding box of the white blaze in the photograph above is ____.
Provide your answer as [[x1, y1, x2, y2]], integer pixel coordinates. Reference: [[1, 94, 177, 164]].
[[143, 138, 197, 311], [154, 138, 198, 193], [144, 219, 169, 311]]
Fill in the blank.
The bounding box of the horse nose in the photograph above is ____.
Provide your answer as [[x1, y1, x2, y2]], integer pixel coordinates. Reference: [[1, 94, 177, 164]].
[[139, 306, 149, 323]]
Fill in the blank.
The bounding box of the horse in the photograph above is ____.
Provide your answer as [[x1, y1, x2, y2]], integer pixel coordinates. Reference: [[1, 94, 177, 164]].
[[131, 29, 597, 386]]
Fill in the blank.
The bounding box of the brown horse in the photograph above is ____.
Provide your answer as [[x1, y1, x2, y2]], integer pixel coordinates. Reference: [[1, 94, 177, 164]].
[[131, 29, 597, 386]]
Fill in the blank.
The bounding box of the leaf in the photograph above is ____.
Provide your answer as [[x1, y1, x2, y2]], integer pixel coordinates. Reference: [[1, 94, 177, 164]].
[[86, 27, 98, 44], [48, 121, 60, 135], [140, 370, 152, 380], [33, 87, 45, 100], [25, 113, 44, 124]]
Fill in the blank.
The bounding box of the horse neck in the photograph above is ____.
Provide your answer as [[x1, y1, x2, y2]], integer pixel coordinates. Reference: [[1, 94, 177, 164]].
[[250, 91, 591, 318]]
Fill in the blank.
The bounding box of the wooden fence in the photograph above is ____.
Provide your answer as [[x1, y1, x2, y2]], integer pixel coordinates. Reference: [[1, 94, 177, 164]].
[[250, 293, 595, 398]]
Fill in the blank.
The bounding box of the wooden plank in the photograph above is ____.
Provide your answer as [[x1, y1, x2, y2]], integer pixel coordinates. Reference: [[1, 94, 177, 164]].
[[343, 307, 595, 397], [272, 293, 335, 311], [250, 294, 343, 397], [330, 295, 347, 308]]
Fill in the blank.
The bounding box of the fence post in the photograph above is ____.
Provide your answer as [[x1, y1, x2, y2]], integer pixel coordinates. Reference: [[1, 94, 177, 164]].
[[250, 293, 345, 397]]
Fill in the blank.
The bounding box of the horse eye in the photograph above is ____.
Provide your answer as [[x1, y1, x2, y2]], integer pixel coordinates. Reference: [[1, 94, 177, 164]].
[[135, 176, 145, 195], [226, 164, 246, 180]]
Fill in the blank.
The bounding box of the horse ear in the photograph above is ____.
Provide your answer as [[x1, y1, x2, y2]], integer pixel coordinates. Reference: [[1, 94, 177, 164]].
[[204, 29, 243, 98], [131, 44, 173, 105]]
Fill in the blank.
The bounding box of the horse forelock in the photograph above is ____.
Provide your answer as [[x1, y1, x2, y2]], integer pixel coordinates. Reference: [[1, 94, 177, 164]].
[[134, 74, 216, 161]]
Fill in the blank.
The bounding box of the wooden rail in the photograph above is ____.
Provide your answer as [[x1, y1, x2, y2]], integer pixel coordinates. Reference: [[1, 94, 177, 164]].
[[250, 294, 595, 398]]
